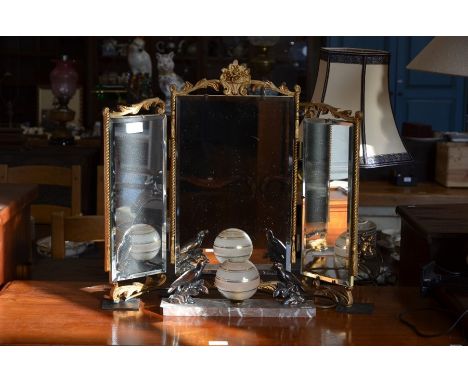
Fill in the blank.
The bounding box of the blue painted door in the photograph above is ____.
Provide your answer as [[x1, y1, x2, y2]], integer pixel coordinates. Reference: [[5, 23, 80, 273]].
[[325, 37, 465, 132], [393, 37, 465, 132]]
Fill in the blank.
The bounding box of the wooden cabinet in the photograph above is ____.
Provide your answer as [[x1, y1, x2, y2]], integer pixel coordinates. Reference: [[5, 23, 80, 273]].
[[396, 204, 468, 286]]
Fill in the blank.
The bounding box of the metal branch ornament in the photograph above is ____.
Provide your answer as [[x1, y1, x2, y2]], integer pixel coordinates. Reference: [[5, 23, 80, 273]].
[[168, 258, 209, 304]]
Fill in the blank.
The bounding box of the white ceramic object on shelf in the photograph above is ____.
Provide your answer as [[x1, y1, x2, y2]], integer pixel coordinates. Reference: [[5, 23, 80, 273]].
[[127, 223, 161, 261], [156, 52, 184, 114], [128, 37, 152, 76], [36, 236, 88, 258], [215, 260, 260, 301], [213, 228, 253, 263]]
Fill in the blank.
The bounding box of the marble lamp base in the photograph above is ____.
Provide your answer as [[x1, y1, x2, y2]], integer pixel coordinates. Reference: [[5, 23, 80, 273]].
[[160, 298, 316, 318]]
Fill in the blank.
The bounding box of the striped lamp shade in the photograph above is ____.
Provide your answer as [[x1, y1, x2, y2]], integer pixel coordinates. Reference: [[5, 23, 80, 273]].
[[215, 260, 260, 301], [213, 228, 253, 263]]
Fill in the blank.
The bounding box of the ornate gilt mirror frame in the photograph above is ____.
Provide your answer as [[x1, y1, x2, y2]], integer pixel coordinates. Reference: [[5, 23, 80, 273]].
[[169, 60, 301, 272], [103, 98, 167, 286], [300, 102, 362, 305]]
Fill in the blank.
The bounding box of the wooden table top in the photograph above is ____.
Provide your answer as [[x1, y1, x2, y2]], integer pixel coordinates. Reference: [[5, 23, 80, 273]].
[[0, 183, 38, 225], [360, 181, 468, 207], [396, 204, 468, 239], [0, 280, 464, 345]]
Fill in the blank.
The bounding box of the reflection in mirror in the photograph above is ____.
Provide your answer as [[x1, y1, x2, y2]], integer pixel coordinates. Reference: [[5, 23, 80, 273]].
[[301, 118, 353, 286], [109, 115, 167, 282], [176, 95, 295, 273]]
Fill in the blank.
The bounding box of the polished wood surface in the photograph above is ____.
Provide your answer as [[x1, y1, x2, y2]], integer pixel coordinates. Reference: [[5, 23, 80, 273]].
[[0, 184, 38, 285], [397, 204, 468, 239], [360, 180, 468, 207], [0, 280, 463, 345]]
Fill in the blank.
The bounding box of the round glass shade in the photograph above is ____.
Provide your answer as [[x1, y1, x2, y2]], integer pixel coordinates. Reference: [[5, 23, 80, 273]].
[[213, 228, 253, 263], [215, 259, 260, 301], [127, 223, 161, 261], [50, 55, 78, 103]]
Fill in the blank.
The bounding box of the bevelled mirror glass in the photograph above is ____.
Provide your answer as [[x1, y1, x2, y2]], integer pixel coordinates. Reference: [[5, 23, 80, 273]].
[[105, 111, 168, 282], [300, 115, 359, 287], [176, 96, 295, 273], [169, 61, 300, 275]]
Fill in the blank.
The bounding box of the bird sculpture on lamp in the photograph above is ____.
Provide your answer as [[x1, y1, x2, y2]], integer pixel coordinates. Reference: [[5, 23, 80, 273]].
[[272, 262, 306, 305], [264, 228, 286, 264], [176, 229, 209, 273], [264, 229, 306, 305], [168, 258, 209, 304]]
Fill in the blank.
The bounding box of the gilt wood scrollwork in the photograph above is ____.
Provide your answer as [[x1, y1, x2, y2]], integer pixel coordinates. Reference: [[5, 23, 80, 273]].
[[171, 60, 297, 97], [302, 102, 362, 125], [109, 97, 166, 117]]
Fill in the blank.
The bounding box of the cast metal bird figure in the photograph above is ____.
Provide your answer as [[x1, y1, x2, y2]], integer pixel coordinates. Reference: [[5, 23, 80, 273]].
[[180, 229, 209, 255], [273, 262, 305, 293], [272, 262, 306, 305], [265, 229, 286, 264], [168, 258, 209, 295], [178, 248, 207, 272]]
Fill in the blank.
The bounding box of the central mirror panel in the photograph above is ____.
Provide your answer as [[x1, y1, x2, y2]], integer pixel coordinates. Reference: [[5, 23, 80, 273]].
[[176, 95, 295, 273]]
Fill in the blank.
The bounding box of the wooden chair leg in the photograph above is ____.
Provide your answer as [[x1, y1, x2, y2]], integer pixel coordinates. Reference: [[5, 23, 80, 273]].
[[51, 211, 66, 260]]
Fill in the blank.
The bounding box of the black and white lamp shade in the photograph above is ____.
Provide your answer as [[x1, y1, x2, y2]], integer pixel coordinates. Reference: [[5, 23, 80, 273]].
[[312, 47, 412, 168]]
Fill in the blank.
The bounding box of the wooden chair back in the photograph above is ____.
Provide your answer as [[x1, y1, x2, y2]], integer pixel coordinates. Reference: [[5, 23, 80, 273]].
[[96, 165, 109, 271], [51, 211, 104, 260], [97, 165, 104, 215], [0, 164, 81, 224]]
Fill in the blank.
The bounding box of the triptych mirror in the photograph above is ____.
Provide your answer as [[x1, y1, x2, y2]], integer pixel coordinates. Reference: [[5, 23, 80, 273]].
[[103, 61, 362, 303]]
